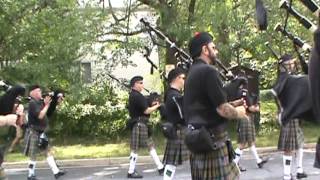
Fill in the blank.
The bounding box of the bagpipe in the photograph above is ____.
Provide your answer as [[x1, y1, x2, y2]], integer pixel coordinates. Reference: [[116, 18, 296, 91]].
[[140, 18, 259, 109], [0, 82, 26, 116], [44, 89, 65, 118], [0, 82, 26, 129]]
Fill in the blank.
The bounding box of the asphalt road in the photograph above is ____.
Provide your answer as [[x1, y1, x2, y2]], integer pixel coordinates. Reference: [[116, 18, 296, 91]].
[[5, 150, 320, 180]]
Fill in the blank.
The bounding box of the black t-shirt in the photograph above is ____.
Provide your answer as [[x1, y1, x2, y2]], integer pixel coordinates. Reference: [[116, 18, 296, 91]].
[[183, 59, 227, 128], [164, 87, 184, 125], [128, 89, 148, 119], [28, 98, 48, 131]]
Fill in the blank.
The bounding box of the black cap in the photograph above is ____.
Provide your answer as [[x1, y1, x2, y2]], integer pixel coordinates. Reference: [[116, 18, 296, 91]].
[[8, 85, 25, 96], [188, 32, 213, 58], [279, 54, 293, 64], [29, 85, 41, 92], [130, 76, 143, 87], [167, 68, 185, 84]]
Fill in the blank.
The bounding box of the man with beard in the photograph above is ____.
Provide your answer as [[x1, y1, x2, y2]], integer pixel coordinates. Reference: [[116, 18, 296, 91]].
[[162, 68, 189, 180], [271, 54, 308, 180], [183, 32, 248, 180], [127, 76, 164, 178], [23, 85, 65, 180]]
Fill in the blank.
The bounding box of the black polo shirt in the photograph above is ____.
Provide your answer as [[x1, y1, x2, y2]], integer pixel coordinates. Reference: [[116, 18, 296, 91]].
[[165, 87, 184, 125], [128, 89, 148, 119], [183, 59, 227, 128], [28, 98, 47, 131]]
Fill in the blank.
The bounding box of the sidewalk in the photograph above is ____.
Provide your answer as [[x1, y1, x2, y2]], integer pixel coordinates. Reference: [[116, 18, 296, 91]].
[[3, 143, 316, 169]]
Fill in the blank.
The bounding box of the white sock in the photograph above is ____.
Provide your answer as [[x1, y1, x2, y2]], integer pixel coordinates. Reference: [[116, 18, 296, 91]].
[[283, 155, 292, 180], [163, 164, 176, 180], [47, 156, 60, 174], [28, 161, 36, 177], [150, 148, 164, 170], [128, 152, 138, 174], [296, 148, 304, 173], [250, 145, 262, 163], [233, 148, 242, 164]]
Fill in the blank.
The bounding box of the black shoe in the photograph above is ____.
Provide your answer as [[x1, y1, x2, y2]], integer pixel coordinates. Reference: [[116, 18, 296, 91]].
[[54, 170, 66, 179], [27, 175, 38, 180], [296, 172, 308, 179], [257, 157, 269, 168], [238, 165, 247, 172], [127, 171, 143, 178], [158, 167, 164, 175]]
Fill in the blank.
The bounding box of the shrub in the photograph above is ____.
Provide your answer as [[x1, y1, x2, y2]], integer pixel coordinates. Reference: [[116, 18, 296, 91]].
[[49, 82, 129, 139]]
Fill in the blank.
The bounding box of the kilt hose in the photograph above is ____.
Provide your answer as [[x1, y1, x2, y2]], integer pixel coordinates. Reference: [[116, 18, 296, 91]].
[[189, 144, 240, 180], [278, 118, 304, 151], [237, 116, 256, 145], [24, 128, 47, 158], [163, 126, 189, 166], [130, 122, 154, 151]]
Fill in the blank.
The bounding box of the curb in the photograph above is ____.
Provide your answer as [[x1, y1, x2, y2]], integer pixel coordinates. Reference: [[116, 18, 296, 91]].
[[3, 143, 316, 169]]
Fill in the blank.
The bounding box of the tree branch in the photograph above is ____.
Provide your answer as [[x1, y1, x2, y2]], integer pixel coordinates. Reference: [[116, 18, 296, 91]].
[[97, 39, 126, 43], [97, 29, 147, 37], [107, 0, 140, 23], [188, 0, 196, 24]]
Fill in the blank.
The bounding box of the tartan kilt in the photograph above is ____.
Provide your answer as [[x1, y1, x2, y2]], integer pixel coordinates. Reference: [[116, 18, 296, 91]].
[[130, 122, 154, 151], [163, 126, 189, 165], [189, 144, 240, 180], [278, 118, 304, 151], [237, 116, 256, 144], [23, 128, 42, 157]]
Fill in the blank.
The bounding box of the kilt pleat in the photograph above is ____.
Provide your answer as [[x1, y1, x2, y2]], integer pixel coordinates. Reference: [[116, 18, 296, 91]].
[[189, 144, 240, 180], [278, 119, 304, 151], [23, 128, 40, 157], [163, 127, 189, 165], [130, 122, 153, 151], [237, 117, 256, 144]]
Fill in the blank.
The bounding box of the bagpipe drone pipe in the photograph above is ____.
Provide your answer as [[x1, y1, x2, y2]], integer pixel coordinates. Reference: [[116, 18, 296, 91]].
[[140, 18, 235, 82], [279, 0, 318, 32]]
